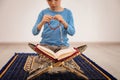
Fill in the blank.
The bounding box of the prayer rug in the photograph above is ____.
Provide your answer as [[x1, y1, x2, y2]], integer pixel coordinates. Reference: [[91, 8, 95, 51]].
[[0, 53, 117, 80]]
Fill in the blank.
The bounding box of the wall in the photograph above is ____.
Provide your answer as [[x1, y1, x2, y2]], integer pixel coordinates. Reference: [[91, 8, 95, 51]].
[[0, 0, 120, 43]]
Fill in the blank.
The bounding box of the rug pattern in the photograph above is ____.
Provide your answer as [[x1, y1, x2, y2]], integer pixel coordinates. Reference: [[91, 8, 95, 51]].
[[0, 53, 117, 80]]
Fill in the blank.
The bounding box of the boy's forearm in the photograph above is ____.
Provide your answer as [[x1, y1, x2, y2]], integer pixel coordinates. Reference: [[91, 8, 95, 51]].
[[37, 21, 44, 30], [61, 20, 68, 29]]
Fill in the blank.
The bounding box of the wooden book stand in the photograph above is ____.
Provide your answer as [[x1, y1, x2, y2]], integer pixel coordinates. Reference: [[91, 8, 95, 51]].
[[24, 43, 88, 80]]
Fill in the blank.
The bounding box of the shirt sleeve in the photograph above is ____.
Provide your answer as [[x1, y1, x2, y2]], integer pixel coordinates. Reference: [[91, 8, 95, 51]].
[[32, 11, 43, 35], [66, 10, 75, 36]]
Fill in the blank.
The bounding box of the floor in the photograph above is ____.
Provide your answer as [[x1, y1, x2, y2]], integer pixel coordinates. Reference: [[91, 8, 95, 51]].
[[0, 42, 120, 79]]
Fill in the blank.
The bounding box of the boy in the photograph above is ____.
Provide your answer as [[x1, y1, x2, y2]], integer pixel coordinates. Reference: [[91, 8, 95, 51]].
[[32, 0, 75, 52]]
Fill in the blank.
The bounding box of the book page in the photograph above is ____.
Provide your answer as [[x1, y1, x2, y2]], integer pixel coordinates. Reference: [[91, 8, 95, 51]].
[[36, 45, 78, 61], [56, 48, 77, 60], [36, 45, 57, 59]]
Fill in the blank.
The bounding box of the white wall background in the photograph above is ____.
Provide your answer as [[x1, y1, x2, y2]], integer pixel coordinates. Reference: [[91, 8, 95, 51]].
[[0, 0, 120, 43]]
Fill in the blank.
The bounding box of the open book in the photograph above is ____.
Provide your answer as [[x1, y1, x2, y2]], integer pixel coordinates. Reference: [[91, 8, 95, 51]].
[[29, 43, 80, 62]]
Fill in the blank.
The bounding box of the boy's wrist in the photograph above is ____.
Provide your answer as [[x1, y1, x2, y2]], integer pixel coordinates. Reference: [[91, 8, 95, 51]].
[[37, 21, 44, 30], [61, 20, 68, 29]]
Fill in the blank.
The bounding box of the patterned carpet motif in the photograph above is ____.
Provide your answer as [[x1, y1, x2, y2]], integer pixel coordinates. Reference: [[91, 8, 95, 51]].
[[0, 53, 117, 80]]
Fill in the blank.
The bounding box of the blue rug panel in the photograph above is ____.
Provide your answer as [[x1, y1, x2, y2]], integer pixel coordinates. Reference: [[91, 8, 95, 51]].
[[0, 53, 117, 80]]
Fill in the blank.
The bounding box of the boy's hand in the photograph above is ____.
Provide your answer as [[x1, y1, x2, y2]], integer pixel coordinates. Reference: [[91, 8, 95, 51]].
[[41, 15, 53, 24], [53, 14, 64, 23], [54, 14, 68, 29], [37, 15, 53, 30]]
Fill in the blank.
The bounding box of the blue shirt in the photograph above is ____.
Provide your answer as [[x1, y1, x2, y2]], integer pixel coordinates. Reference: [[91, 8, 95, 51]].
[[32, 8, 75, 47]]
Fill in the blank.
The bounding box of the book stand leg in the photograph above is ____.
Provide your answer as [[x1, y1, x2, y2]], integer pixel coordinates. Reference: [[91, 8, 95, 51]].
[[24, 55, 88, 80]]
